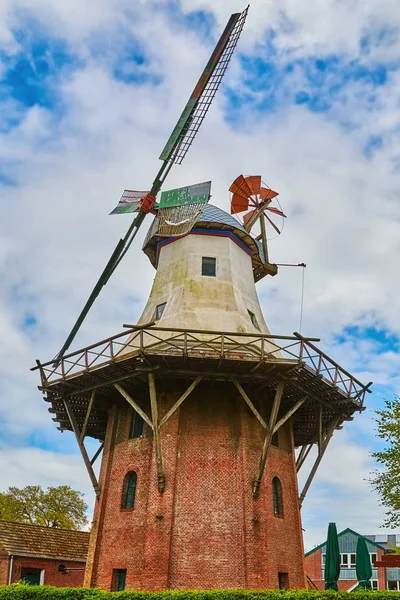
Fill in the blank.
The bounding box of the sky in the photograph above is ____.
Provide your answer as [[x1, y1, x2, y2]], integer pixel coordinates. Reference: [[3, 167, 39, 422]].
[[1, 0, 400, 554]]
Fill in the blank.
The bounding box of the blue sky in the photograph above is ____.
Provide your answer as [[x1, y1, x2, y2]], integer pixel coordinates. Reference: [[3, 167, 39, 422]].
[[1, 0, 400, 551]]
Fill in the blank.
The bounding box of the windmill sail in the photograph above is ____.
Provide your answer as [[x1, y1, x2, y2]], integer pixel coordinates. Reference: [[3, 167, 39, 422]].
[[156, 181, 211, 237], [160, 7, 249, 165], [110, 190, 149, 215], [54, 9, 248, 362]]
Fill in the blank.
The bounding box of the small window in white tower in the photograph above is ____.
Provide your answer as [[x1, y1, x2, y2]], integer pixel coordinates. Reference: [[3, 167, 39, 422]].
[[154, 302, 166, 321], [248, 310, 261, 331], [202, 257, 216, 277]]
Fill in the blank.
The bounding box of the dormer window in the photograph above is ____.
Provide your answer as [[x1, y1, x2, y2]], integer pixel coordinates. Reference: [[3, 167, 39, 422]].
[[202, 257, 216, 277], [248, 310, 261, 331], [154, 302, 166, 321]]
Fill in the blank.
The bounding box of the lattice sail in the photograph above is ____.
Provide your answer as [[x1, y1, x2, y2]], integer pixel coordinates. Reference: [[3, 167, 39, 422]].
[[161, 7, 249, 166]]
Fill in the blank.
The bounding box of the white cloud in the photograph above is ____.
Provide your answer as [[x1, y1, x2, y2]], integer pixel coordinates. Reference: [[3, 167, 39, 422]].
[[0, 0, 399, 549]]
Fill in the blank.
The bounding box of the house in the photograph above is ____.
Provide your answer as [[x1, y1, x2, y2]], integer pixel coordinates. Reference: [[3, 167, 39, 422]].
[[364, 534, 400, 592], [305, 528, 387, 591], [0, 520, 89, 586]]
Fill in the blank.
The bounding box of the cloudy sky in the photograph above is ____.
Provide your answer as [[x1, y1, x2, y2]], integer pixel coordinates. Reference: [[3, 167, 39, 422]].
[[1, 0, 400, 553]]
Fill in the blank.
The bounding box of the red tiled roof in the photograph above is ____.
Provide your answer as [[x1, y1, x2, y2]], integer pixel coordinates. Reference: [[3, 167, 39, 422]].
[[0, 520, 89, 561]]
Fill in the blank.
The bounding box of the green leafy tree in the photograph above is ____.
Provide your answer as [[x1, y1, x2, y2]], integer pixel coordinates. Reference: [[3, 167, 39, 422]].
[[0, 485, 88, 530], [371, 396, 400, 527]]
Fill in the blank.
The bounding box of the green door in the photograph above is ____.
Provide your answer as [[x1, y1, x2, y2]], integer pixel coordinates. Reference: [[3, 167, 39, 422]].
[[21, 568, 42, 585]]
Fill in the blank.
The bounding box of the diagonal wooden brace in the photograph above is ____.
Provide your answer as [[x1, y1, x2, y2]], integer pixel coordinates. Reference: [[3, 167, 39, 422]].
[[296, 443, 313, 472], [159, 376, 202, 427], [273, 395, 308, 434], [114, 383, 153, 429], [80, 390, 96, 442], [148, 373, 165, 493], [253, 380, 285, 498], [62, 397, 101, 498], [298, 415, 341, 507], [232, 378, 267, 429]]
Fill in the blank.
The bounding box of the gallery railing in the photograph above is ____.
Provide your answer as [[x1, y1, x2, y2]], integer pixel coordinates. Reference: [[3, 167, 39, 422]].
[[32, 326, 370, 404]]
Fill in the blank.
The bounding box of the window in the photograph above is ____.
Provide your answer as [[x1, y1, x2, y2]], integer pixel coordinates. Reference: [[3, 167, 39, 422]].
[[370, 552, 377, 565], [248, 310, 261, 331], [112, 569, 126, 591], [20, 568, 43, 586], [154, 302, 166, 321], [388, 580, 400, 591], [202, 257, 216, 277], [272, 477, 283, 516], [339, 553, 356, 568], [371, 580, 379, 591], [122, 471, 137, 509], [322, 553, 326, 567], [278, 572, 289, 589], [130, 412, 144, 439]]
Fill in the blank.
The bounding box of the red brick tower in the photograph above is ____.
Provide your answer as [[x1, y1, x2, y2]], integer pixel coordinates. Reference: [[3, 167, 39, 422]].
[[35, 203, 370, 591]]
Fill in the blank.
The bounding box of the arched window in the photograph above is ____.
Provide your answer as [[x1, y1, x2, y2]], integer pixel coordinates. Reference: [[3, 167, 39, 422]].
[[122, 471, 137, 509], [272, 477, 283, 516]]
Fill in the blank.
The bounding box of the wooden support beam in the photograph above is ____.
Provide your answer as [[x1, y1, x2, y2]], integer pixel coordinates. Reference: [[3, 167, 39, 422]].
[[296, 443, 313, 472], [273, 396, 308, 434], [159, 376, 203, 427], [62, 397, 100, 497], [148, 373, 165, 493], [114, 383, 153, 429], [232, 378, 267, 429], [298, 416, 341, 507], [80, 390, 96, 442], [318, 404, 323, 455], [253, 380, 284, 498], [90, 442, 104, 466]]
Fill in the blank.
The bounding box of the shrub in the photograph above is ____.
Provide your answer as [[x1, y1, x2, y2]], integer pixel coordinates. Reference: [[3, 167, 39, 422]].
[[0, 589, 399, 600]]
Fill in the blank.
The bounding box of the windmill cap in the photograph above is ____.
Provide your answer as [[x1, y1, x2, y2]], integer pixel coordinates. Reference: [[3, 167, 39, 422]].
[[142, 204, 271, 281]]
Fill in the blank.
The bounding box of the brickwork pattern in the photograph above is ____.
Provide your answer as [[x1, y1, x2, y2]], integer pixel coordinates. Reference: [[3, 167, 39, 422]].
[[86, 382, 306, 590], [0, 554, 85, 586]]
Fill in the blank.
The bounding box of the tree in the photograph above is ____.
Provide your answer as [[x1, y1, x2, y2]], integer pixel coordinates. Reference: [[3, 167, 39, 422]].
[[0, 485, 88, 530], [371, 396, 400, 527]]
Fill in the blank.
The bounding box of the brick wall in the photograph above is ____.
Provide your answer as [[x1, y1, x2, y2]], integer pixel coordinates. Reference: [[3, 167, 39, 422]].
[[86, 381, 306, 590], [0, 555, 85, 586], [0, 544, 10, 585], [305, 547, 322, 583]]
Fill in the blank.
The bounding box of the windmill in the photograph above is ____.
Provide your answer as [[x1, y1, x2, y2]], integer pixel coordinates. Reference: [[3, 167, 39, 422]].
[[229, 174, 286, 265], [55, 7, 249, 362]]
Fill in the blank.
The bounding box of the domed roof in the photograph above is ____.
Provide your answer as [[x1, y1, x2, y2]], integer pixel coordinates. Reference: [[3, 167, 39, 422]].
[[142, 203, 277, 281]]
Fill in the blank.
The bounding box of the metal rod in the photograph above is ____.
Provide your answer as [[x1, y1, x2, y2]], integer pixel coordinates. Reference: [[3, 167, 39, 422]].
[[8, 555, 13, 585], [159, 376, 202, 427], [114, 384, 153, 429], [62, 397, 100, 497], [148, 373, 165, 493]]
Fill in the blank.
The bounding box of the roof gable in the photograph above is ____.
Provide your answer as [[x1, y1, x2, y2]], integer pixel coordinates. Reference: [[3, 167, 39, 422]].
[[0, 520, 90, 561], [305, 527, 386, 556]]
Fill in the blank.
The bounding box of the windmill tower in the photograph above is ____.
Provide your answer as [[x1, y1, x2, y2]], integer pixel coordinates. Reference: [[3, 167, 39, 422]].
[[33, 8, 371, 592]]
